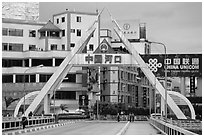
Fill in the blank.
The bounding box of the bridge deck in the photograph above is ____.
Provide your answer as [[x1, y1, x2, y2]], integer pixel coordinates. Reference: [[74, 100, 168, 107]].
[[125, 121, 161, 135], [9, 121, 160, 135]]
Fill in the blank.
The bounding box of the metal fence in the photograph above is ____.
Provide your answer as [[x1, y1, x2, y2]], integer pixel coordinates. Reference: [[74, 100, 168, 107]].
[[2, 116, 55, 131], [149, 117, 199, 135]]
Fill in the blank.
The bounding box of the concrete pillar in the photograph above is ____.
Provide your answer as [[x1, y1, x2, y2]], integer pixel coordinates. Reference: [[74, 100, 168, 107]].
[[161, 97, 165, 116], [44, 94, 50, 114], [180, 77, 186, 96], [13, 74, 16, 83], [52, 58, 55, 67], [29, 58, 32, 67], [196, 77, 202, 97], [36, 74, 40, 83], [88, 92, 93, 108], [76, 74, 82, 84]]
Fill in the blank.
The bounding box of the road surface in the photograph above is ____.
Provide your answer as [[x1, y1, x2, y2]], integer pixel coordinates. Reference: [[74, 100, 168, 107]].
[[125, 121, 160, 135], [22, 121, 160, 135]]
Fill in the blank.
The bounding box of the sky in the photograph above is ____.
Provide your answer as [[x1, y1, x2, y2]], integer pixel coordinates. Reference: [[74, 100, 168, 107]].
[[39, 2, 202, 54]]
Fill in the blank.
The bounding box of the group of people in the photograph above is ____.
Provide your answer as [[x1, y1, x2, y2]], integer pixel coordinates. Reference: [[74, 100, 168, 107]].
[[128, 113, 135, 122], [117, 113, 135, 122]]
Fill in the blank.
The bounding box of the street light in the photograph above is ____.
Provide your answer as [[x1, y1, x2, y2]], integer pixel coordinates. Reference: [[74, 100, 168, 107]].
[[147, 41, 167, 119], [96, 66, 101, 120], [23, 64, 44, 115]]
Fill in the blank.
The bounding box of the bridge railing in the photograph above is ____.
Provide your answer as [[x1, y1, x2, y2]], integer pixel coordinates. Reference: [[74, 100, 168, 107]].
[[2, 116, 55, 131], [149, 117, 198, 135]]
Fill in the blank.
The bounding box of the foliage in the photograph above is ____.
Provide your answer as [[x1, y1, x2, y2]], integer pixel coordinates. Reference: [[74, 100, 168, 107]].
[[4, 96, 19, 109], [60, 104, 69, 113], [93, 102, 150, 116]]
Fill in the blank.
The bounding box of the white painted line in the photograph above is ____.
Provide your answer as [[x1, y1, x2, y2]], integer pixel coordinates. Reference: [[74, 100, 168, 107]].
[[116, 121, 130, 135]]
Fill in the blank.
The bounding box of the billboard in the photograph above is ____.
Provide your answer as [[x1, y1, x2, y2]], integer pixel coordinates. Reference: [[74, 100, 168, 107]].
[[117, 20, 140, 39], [141, 54, 202, 77]]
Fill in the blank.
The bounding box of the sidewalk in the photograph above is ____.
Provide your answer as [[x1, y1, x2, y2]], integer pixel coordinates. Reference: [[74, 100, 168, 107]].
[[2, 119, 84, 135]]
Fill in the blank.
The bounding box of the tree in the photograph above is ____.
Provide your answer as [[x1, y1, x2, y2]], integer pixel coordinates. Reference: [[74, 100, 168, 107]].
[[60, 104, 68, 113], [4, 96, 19, 114]]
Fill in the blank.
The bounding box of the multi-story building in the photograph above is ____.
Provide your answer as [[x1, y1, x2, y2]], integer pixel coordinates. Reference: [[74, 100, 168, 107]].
[[98, 22, 154, 110], [2, 8, 155, 115], [2, 9, 99, 115]]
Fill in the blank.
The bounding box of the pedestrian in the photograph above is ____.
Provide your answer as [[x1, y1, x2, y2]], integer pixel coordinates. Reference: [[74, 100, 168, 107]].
[[129, 113, 132, 122], [21, 114, 27, 129], [132, 113, 135, 122], [28, 111, 33, 119], [117, 113, 120, 122]]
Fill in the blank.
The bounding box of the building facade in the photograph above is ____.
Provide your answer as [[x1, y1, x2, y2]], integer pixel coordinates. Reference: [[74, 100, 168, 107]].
[[2, 9, 155, 115], [2, 9, 99, 115], [98, 26, 154, 110]]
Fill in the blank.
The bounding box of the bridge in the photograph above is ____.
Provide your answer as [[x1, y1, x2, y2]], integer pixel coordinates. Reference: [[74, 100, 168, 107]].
[[9, 8, 201, 135], [2, 117, 200, 135]]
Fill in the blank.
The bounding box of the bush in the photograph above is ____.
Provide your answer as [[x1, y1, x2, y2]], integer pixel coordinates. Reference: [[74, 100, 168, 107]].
[[93, 103, 150, 116]]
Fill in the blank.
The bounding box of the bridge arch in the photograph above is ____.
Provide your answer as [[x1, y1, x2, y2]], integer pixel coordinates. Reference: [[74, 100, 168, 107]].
[[168, 91, 195, 119], [14, 91, 40, 117]]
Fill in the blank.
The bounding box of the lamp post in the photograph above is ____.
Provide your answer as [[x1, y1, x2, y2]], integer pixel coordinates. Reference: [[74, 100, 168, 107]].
[[23, 64, 44, 115], [96, 66, 100, 120], [148, 41, 167, 119]]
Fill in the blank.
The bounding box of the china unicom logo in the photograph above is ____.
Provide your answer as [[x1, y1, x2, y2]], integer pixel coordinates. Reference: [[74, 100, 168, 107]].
[[147, 58, 162, 72]]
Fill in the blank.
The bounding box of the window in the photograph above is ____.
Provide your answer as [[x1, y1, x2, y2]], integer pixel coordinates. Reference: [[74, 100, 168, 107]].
[[30, 75, 36, 83], [3, 28, 8, 36], [62, 44, 65, 50], [89, 44, 94, 51], [32, 59, 52, 67], [62, 17, 65, 23], [57, 18, 59, 24], [51, 44, 57, 50], [48, 31, 60, 37], [62, 30, 65, 37], [2, 43, 8, 51], [55, 58, 64, 66], [29, 45, 36, 51], [70, 43, 75, 48], [2, 75, 13, 83], [29, 30, 36, 37], [2, 59, 23, 67], [39, 74, 52, 82], [54, 91, 76, 100], [9, 28, 23, 37], [77, 29, 81, 36], [76, 16, 81, 22], [71, 29, 75, 33], [16, 75, 24, 83], [8, 43, 23, 51], [40, 31, 46, 37], [15, 74, 36, 83], [63, 74, 76, 83]]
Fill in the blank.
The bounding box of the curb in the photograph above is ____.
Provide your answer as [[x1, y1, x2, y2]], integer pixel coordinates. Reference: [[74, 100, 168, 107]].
[[2, 120, 83, 135], [116, 121, 130, 135]]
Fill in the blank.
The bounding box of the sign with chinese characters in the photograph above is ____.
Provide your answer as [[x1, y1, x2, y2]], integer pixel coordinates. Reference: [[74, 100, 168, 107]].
[[141, 54, 202, 77], [117, 19, 140, 40], [75, 54, 138, 65]]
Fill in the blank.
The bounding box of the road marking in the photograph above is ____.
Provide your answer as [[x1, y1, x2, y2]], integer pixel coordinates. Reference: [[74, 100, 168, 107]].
[[116, 122, 130, 135]]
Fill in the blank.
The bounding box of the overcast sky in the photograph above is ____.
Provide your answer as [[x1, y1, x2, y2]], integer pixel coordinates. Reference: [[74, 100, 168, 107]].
[[39, 2, 202, 54]]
